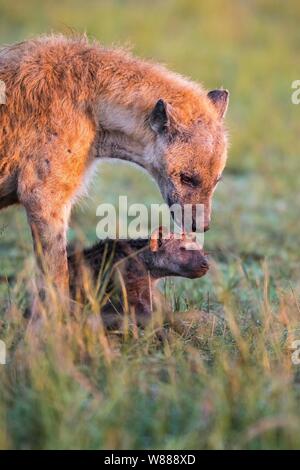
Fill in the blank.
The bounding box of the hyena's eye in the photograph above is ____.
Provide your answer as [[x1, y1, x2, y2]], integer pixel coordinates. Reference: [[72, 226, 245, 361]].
[[180, 173, 200, 188]]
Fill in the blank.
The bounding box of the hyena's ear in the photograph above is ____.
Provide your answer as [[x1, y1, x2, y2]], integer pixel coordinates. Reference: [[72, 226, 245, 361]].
[[207, 89, 229, 119], [149, 99, 169, 134]]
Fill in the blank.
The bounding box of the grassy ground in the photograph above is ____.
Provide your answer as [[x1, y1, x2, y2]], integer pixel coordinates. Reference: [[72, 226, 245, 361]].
[[1, 0, 300, 450]]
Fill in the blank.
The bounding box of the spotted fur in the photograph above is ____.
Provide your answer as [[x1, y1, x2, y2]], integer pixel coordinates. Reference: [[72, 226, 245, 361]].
[[0, 35, 228, 299]]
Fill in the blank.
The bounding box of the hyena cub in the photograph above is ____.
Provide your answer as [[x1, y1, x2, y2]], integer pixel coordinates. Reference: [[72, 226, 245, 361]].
[[68, 229, 209, 326]]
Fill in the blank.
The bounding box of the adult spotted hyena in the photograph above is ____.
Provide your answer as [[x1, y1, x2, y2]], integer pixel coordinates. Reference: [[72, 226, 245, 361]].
[[0, 35, 229, 301]]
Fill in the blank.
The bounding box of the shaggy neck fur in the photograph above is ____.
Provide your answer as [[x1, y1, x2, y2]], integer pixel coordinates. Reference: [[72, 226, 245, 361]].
[[81, 40, 217, 173]]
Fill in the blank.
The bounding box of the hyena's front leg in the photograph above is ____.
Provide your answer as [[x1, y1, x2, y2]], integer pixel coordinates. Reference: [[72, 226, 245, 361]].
[[18, 177, 72, 309], [17, 120, 96, 311], [29, 204, 70, 295], [26, 201, 71, 307]]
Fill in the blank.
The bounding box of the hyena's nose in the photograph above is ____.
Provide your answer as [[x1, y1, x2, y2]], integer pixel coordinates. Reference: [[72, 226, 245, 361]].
[[203, 214, 211, 232], [192, 219, 210, 232]]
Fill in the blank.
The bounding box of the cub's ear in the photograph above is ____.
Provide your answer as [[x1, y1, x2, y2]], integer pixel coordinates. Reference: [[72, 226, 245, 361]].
[[207, 89, 229, 119], [150, 226, 166, 252], [150, 234, 159, 252], [149, 99, 169, 134]]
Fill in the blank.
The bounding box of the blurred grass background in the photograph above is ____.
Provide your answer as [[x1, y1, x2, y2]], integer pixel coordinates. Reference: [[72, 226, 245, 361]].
[[0, 0, 300, 450]]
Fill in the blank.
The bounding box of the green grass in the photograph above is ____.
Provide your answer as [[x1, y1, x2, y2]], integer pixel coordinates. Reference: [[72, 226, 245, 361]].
[[1, 0, 300, 450]]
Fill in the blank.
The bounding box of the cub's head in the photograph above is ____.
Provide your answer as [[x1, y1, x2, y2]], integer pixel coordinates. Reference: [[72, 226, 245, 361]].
[[148, 89, 229, 232], [148, 227, 209, 279]]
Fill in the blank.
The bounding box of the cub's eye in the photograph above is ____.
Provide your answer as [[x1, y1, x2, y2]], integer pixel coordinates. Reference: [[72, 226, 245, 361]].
[[180, 173, 200, 188]]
